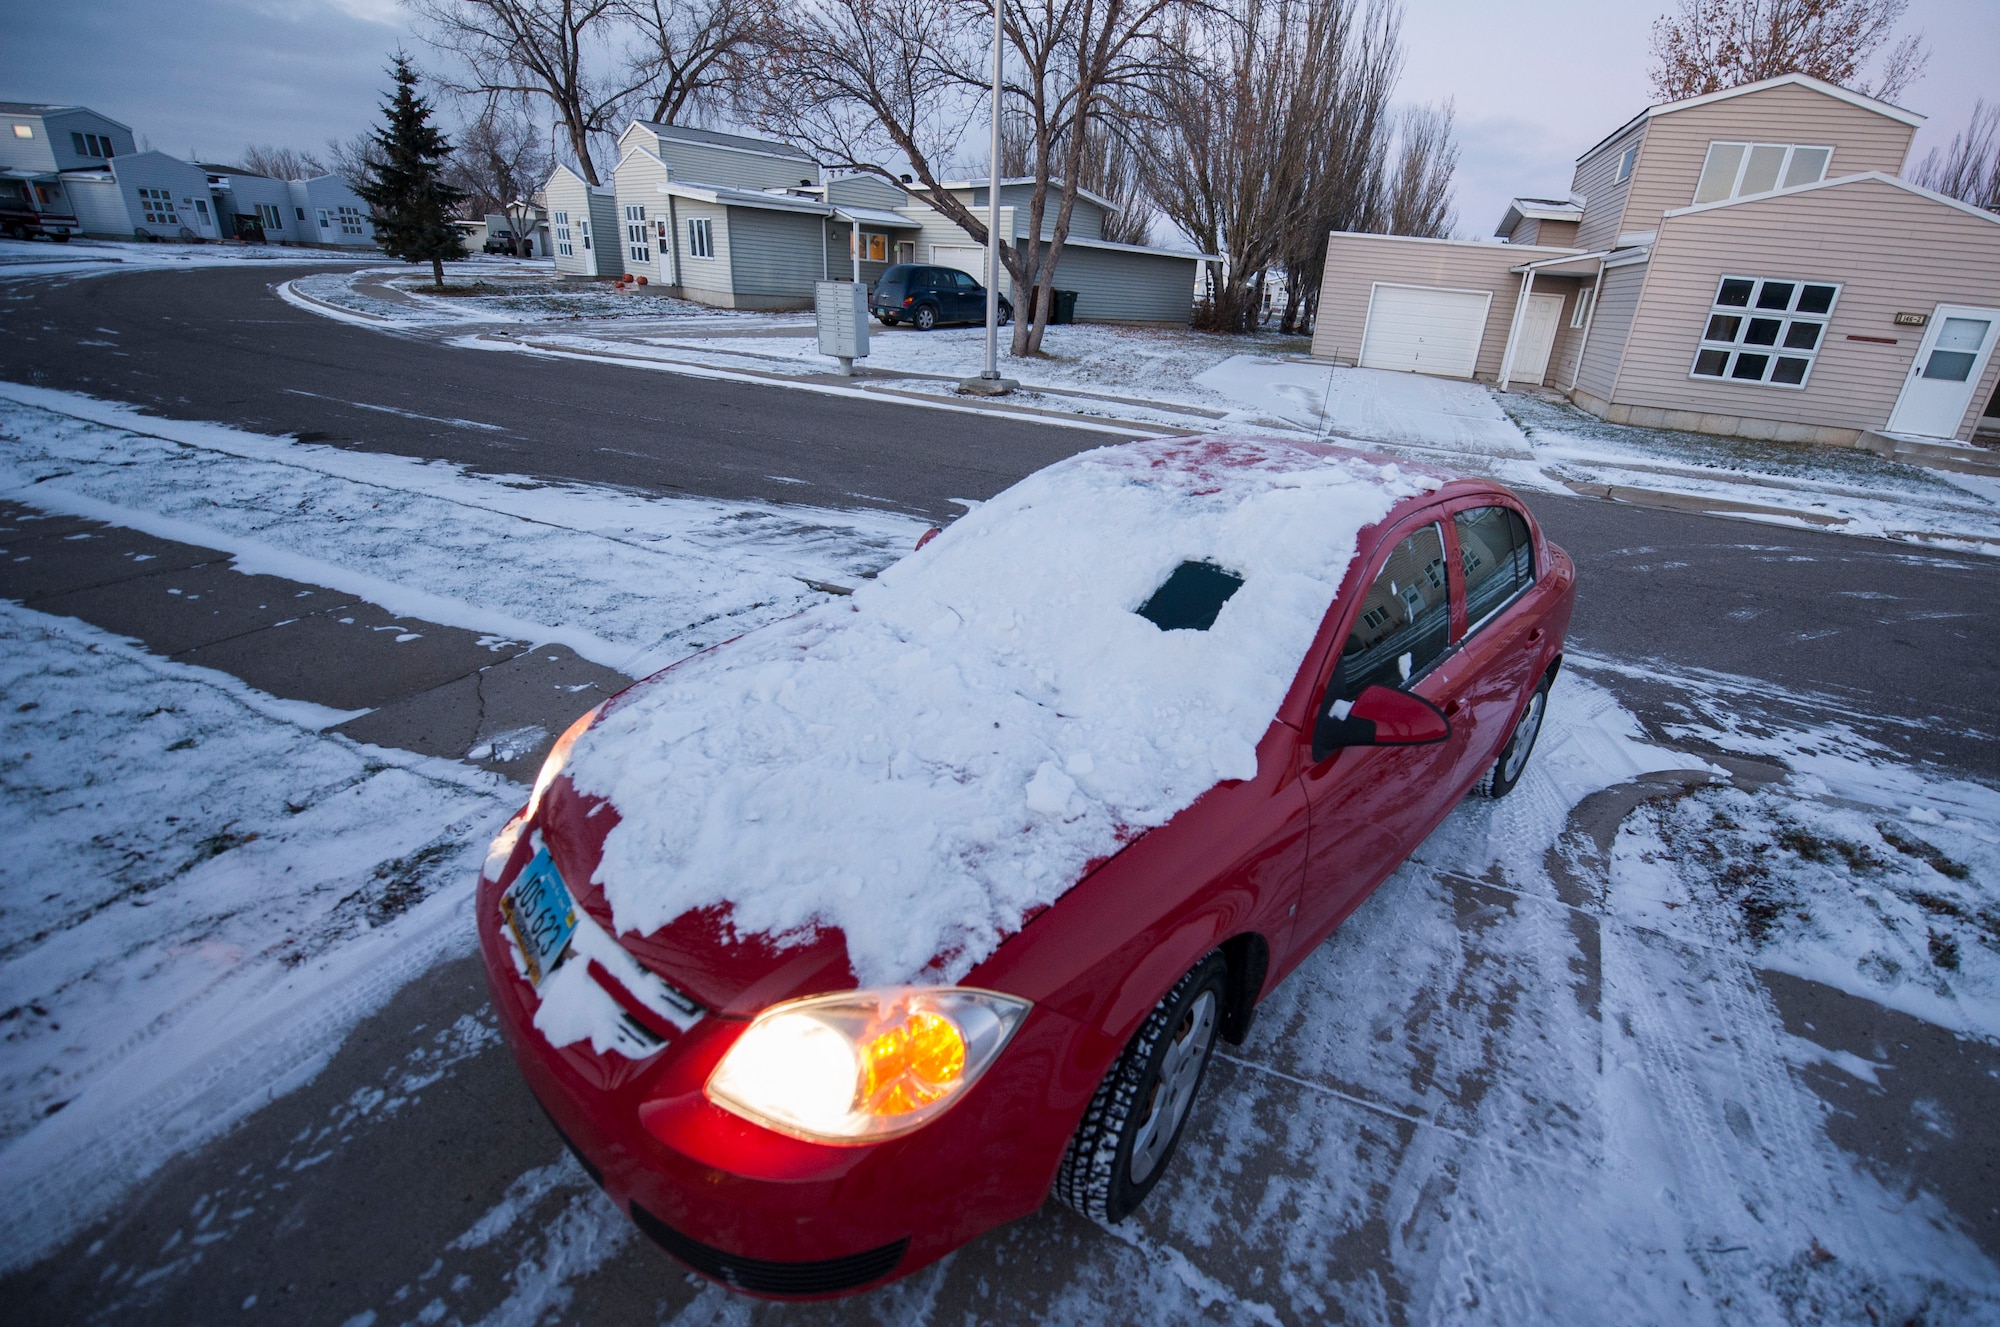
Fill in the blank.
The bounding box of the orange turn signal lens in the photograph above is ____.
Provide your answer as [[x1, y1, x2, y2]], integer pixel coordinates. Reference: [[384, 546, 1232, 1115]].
[[858, 1011, 967, 1115]]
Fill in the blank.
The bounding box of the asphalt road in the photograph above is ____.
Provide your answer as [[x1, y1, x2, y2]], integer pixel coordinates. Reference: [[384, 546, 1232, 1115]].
[[2, 263, 1994, 770]]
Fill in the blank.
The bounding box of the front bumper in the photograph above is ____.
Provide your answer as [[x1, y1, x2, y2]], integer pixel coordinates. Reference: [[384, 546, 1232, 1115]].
[[475, 834, 1074, 1297]]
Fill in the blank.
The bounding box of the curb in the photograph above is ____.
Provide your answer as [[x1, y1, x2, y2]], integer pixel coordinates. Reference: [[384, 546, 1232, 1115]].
[[1555, 476, 2000, 551]]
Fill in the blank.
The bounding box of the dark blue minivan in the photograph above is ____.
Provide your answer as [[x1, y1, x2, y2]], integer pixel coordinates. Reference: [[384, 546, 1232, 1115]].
[[871, 264, 1013, 330]]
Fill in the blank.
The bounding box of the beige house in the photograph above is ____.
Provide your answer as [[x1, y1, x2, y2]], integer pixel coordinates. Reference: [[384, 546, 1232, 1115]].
[[1310, 74, 2000, 447]]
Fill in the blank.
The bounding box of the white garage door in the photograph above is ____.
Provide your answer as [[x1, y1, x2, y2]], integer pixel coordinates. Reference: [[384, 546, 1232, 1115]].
[[932, 244, 988, 279], [1360, 284, 1492, 378]]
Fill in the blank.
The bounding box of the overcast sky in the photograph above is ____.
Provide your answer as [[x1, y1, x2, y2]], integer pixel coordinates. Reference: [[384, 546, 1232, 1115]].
[[1, 0, 1992, 243]]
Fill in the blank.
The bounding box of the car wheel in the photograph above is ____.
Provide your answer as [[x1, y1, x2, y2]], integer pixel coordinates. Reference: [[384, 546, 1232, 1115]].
[[1475, 669, 1553, 799], [1055, 952, 1226, 1224], [912, 303, 938, 331], [998, 301, 1013, 327]]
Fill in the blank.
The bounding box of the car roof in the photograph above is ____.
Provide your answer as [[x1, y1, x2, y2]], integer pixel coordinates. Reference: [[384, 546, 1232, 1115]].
[[564, 436, 1453, 988]]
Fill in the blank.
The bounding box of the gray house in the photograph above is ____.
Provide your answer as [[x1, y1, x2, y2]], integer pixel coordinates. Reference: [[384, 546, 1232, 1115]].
[[566, 122, 1214, 322]]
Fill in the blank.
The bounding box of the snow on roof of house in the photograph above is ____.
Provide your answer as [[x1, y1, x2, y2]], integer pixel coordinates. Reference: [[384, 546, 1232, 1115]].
[[568, 437, 1440, 986], [1576, 73, 1925, 164], [658, 179, 832, 214], [634, 120, 816, 164], [0, 102, 134, 131], [832, 205, 920, 229]]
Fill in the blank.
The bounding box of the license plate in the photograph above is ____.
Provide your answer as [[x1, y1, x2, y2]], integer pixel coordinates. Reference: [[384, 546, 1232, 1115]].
[[500, 848, 578, 986]]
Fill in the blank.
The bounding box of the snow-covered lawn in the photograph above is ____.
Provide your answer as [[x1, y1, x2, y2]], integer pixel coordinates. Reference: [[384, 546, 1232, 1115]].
[[0, 385, 927, 1268]]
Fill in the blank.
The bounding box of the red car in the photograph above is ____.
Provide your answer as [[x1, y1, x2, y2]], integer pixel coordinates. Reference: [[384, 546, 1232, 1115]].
[[477, 436, 1574, 1298]]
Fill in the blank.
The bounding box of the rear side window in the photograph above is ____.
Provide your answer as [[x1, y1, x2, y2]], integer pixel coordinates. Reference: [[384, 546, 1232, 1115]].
[[1456, 505, 1535, 630], [1332, 523, 1450, 702]]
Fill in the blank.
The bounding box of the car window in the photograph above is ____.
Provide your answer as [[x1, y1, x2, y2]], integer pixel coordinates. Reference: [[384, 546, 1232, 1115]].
[[1455, 505, 1535, 632], [1331, 522, 1451, 703], [921, 268, 945, 288], [952, 270, 978, 290]]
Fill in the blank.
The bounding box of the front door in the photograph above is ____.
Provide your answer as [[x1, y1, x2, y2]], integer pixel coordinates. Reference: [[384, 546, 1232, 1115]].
[[1512, 293, 1565, 385], [1886, 306, 2000, 438]]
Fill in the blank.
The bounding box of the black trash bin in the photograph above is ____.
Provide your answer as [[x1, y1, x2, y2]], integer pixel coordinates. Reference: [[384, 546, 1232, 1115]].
[[1052, 288, 1079, 324]]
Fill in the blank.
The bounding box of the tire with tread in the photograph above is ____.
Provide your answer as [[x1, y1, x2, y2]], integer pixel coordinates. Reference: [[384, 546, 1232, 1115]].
[[1474, 667, 1554, 799], [912, 303, 938, 331], [1055, 952, 1227, 1224]]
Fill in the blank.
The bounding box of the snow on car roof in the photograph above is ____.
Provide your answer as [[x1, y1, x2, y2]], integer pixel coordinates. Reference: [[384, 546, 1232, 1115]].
[[567, 437, 1439, 986]]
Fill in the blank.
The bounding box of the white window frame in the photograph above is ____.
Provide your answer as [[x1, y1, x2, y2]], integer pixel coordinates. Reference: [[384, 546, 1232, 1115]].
[[1693, 142, 1833, 204], [1688, 274, 1841, 390], [1614, 144, 1638, 183], [257, 202, 282, 230], [12, 124, 32, 140], [316, 207, 332, 231], [137, 186, 179, 226], [1570, 286, 1594, 329], [687, 216, 715, 259], [624, 203, 650, 262], [552, 209, 573, 257]]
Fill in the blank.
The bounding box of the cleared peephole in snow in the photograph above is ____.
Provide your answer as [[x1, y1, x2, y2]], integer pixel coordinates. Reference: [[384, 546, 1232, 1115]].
[[1137, 560, 1244, 632]]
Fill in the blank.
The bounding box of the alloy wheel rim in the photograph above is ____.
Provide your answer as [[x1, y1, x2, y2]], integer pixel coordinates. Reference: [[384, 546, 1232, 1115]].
[[1130, 990, 1218, 1185], [1502, 690, 1546, 784]]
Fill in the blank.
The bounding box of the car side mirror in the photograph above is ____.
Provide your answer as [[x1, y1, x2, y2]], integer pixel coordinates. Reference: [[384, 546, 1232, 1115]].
[[1312, 685, 1451, 760]]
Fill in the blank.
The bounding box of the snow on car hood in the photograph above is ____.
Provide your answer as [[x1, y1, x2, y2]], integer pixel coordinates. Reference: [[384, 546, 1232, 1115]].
[[566, 437, 1436, 987]]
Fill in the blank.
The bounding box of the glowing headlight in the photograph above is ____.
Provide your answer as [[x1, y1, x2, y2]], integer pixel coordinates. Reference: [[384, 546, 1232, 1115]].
[[705, 987, 1031, 1143]]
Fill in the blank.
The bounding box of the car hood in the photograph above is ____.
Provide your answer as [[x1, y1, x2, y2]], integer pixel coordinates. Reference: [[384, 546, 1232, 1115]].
[[558, 437, 1435, 996]]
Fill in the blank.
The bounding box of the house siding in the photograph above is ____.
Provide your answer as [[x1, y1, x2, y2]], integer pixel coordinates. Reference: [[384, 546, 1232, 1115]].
[[613, 150, 670, 280], [672, 198, 733, 304], [1607, 178, 2000, 443], [1043, 244, 1199, 324], [726, 205, 824, 306], [1573, 260, 1647, 401], [648, 134, 817, 192], [1, 109, 136, 174], [826, 175, 909, 209], [1620, 84, 1917, 244], [947, 185, 1106, 242], [546, 171, 617, 276], [103, 152, 217, 239], [824, 219, 893, 289], [1573, 124, 1647, 252], [1509, 217, 1578, 247], [902, 203, 1017, 295], [1309, 232, 1583, 381]]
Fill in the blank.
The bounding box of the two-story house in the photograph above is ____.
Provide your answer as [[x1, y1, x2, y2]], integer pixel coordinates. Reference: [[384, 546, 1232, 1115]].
[[1310, 74, 2000, 446], [544, 121, 1215, 323]]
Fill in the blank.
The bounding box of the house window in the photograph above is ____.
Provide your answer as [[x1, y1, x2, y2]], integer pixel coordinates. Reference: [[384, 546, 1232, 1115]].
[[1689, 275, 1839, 388], [1570, 286, 1594, 329], [625, 204, 650, 262], [337, 204, 364, 236], [687, 216, 714, 258], [1614, 144, 1638, 183], [12, 125, 31, 139], [136, 187, 179, 226], [1693, 142, 1832, 204], [851, 230, 887, 262], [70, 131, 113, 158], [256, 203, 283, 230], [295, 206, 306, 221], [580, 219, 591, 250], [553, 209, 573, 257]]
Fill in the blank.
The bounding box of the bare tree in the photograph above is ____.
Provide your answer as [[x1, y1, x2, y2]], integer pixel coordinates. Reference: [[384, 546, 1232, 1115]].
[[412, 0, 639, 184], [453, 102, 558, 250], [1002, 106, 1151, 245], [750, 0, 1186, 356], [1912, 100, 2000, 212], [321, 132, 384, 192], [1379, 101, 1456, 238], [238, 144, 327, 181], [1647, 0, 1928, 103], [1148, 0, 1406, 335], [622, 0, 770, 125]]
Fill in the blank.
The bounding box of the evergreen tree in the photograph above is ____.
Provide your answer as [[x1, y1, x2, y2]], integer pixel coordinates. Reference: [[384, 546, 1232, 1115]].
[[357, 56, 468, 289]]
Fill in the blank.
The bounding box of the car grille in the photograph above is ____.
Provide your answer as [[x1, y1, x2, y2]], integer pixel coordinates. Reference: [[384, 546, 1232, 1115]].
[[629, 1204, 907, 1296]]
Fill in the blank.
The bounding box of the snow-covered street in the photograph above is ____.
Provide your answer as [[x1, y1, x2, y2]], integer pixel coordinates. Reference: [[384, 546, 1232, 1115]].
[[1, 374, 1994, 1322]]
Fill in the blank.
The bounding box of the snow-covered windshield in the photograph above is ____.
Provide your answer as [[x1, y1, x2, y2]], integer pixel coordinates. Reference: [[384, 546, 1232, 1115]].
[[567, 437, 1438, 986]]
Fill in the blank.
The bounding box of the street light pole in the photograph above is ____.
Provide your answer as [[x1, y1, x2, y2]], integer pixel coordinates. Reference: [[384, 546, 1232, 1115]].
[[961, 0, 1017, 396]]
